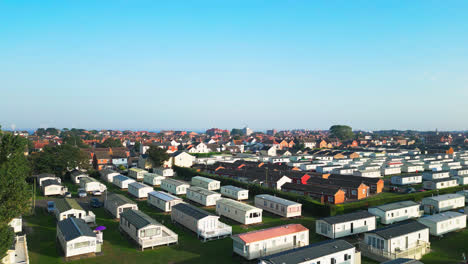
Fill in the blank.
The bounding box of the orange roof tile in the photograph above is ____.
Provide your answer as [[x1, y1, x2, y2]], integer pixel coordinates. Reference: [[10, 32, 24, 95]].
[[236, 224, 308, 244]]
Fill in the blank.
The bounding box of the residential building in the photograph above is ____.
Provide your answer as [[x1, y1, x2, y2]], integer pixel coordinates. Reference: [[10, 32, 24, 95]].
[[147, 191, 183, 212], [160, 178, 190, 195], [104, 193, 138, 219], [216, 198, 262, 225], [368, 201, 422, 225], [417, 211, 467, 236], [254, 194, 302, 218], [316, 211, 377, 239], [220, 185, 249, 200]]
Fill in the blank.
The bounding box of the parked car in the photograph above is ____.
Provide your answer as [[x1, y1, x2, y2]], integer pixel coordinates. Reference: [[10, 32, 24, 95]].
[[90, 198, 103, 208], [92, 190, 102, 196], [47, 201, 55, 213], [390, 186, 400, 192], [78, 189, 87, 198], [418, 189, 426, 192], [64, 192, 72, 198], [405, 187, 416, 194]]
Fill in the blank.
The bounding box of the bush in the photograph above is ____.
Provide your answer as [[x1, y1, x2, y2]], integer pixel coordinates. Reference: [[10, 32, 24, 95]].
[[174, 166, 332, 217]]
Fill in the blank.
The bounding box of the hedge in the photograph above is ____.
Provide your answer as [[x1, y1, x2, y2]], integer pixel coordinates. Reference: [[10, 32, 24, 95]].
[[173, 166, 332, 217]]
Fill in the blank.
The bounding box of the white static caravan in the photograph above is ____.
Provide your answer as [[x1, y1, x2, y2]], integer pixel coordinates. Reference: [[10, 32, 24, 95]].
[[128, 167, 147, 181], [171, 203, 232, 241], [37, 173, 61, 187], [79, 176, 107, 193], [128, 182, 153, 199], [148, 191, 183, 212], [401, 164, 424, 173], [254, 194, 302, 218], [417, 211, 467, 236], [186, 186, 221, 206], [99, 169, 120, 183], [451, 168, 468, 177], [454, 176, 468, 185], [232, 224, 309, 260], [42, 179, 68, 196], [113, 175, 136, 190], [54, 198, 95, 224], [216, 198, 262, 225], [381, 167, 402, 176], [391, 175, 422, 185], [421, 194, 465, 214], [143, 173, 165, 186], [368, 200, 422, 225], [363, 221, 430, 261], [353, 170, 381, 178], [423, 178, 458, 190], [120, 209, 178, 250], [422, 171, 450, 180], [57, 218, 99, 258], [457, 190, 468, 203], [220, 185, 249, 201], [316, 211, 376, 239], [153, 167, 174, 177], [70, 170, 88, 184], [191, 176, 221, 191], [104, 193, 138, 219], [160, 178, 190, 195], [259, 240, 357, 264]]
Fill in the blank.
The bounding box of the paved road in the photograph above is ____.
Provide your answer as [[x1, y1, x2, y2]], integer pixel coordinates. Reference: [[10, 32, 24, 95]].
[[34, 191, 108, 211]]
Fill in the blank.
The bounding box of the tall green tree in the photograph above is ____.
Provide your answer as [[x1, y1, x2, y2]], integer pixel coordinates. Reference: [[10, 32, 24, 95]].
[[0, 129, 31, 257], [329, 125, 354, 141], [30, 144, 90, 178], [100, 138, 123, 148], [146, 146, 169, 168]]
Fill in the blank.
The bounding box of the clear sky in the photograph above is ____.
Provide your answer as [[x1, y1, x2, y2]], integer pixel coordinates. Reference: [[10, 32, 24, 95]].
[[1, 1, 468, 132]]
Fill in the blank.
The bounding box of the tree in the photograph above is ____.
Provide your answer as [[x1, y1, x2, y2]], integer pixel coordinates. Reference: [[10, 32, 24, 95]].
[[30, 144, 90, 178], [329, 125, 354, 141], [0, 130, 31, 257], [134, 141, 141, 153], [146, 146, 169, 168], [100, 138, 123, 148], [230, 128, 245, 136]]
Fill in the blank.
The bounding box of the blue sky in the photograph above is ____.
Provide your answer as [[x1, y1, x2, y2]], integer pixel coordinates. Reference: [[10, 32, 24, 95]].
[[1, 1, 468, 131]]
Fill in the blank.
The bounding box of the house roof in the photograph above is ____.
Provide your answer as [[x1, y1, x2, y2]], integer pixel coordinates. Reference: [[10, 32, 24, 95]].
[[235, 224, 308, 244], [218, 198, 260, 212], [255, 194, 300, 206], [372, 200, 419, 212], [106, 193, 136, 206], [120, 209, 161, 229], [57, 217, 95, 242], [319, 211, 375, 225], [162, 178, 189, 186], [221, 185, 247, 192], [188, 186, 220, 196], [369, 220, 428, 240], [129, 182, 153, 190], [42, 179, 61, 187], [172, 203, 213, 220], [37, 173, 56, 179], [259, 239, 354, 264], [422, 193, 463, 202], [55, 198, 84, 213]]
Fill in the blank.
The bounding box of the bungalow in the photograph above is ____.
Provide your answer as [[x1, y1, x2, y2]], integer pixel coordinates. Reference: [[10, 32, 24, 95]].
[[421, 194, 465, 214], [362, 221, 430, 261], [259, 239, 357, 264], [191, 176, 221, 191], [316, 211, 377, 239], [281, 183, 346, 204], [160, 178, 190, 195], [42, 179, 68, 196], [153, 167, 174, 177], [113, 175, 136, 190], [120, 209, 178, 250], [148, 191, 183, 212], [167, 151, 195, 168], [37, 173, 60, 187], [143, 173, 165, 186], [128, 168, 147, 181], [422, 171, 450, 180], [104, 193, 138, 219], [423, 178, 458, 190], [57, 218, 100, 258], [128, 182, 153, 199], [232, 224, 309, 260], [71, 170, 87, 184], [171, 203, 232, 241], [391, 175, 422, 186], [54, 198, 95, 224], [254, 194, 302, 218], [417, 211, 467, 236], [216, 198, 262, 225], [186, 186, 222, 206], [220, 185, 249, 201], [99, 169, 120, 183], [79, 176, 107, 193], [368, 201, 422, 225]]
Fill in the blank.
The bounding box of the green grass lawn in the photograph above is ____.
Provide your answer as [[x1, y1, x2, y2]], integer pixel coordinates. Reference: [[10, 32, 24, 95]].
[[25, 179, 323, 264]]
